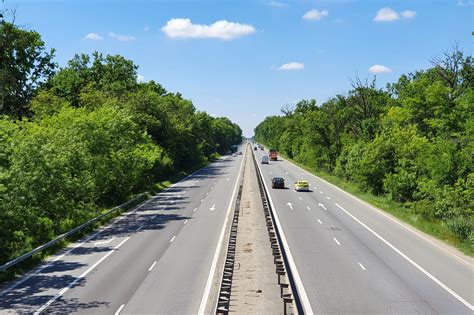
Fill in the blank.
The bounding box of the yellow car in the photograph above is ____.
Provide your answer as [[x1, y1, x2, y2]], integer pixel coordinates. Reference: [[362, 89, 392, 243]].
[[294, 180, 309, 191]]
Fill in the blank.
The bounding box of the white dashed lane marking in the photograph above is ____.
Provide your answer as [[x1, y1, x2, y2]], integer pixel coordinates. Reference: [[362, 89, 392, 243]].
[[148, 261, 157, 271]]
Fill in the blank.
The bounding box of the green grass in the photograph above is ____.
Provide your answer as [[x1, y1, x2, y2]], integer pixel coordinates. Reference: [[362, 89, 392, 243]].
[[285, 156, 473, 257]]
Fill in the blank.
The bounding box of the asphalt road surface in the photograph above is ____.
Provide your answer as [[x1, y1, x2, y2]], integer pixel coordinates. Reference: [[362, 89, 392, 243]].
[[254, 146, 473, 314], [0, 145, 245, 314], [1, 142, 472, 315]]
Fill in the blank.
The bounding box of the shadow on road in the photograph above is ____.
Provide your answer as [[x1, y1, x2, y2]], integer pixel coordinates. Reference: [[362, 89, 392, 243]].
[[0, 159, 234, 313]]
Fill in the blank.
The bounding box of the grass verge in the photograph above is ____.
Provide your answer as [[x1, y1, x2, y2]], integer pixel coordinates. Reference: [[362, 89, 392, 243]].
[[285, 156, 473, 257]]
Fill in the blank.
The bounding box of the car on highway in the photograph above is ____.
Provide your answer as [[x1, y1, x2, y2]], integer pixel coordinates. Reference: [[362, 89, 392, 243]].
[[294, 180, 309, 191], [238, 151, 242, 155], [254, 146, 257, 150], [232, 153, 237, 157], [261, 155, 269, 164], [271, 177, 285, 189]]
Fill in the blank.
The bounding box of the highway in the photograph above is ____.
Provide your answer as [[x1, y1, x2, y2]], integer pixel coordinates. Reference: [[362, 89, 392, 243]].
[[253, 146, 474, 314], [0, 145, 245, 314], [1, 142, 472, 314]]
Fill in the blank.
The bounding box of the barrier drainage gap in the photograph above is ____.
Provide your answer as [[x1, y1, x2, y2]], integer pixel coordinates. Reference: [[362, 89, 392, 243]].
[[215, 144, 295, 314]]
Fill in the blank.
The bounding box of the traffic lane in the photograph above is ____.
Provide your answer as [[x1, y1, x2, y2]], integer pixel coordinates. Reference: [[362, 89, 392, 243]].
[[0, 154, 241, 314], [257, 161, 439, 313], [48, 204, 191, 314], [258, 153, 473, 313], [50, 154, 243, 314], [263, 153, 474, 307], [264, 169, 468, 313], [122, 158, 243, 314], [30, 192, 190, 314], [0, 202, 154, 314]]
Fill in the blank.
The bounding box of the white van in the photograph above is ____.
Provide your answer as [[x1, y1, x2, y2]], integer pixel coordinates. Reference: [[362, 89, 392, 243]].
[[261, 155, 269, 164]]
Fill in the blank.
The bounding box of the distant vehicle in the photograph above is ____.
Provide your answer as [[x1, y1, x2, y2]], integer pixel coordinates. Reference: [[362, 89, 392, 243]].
[[294, 180, 309, 191], [238, 151, 242, 155], [269, 149, 278, 161], [271, 177, 285, 189], [260, 146, 264, 150], [261, 155, 269, 164], [232, 153, 237, 157], [254, 146, 258, 150]]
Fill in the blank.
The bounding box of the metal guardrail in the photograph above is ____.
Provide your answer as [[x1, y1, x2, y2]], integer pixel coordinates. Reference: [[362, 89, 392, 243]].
[[251, 148, 296, 314], [0, 192, 149, 272], [215, 184, 243, 313], [215, 145, 297, 314]]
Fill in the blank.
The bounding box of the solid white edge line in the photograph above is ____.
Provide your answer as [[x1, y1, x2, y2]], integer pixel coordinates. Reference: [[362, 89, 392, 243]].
[[148, 261, 157, 272], [115, 304, 125, 315], [253, 151, 314, 314], [34, 237, 131, 314], [334, 203, 473, 311], [198, 145, 246, 315], [286, 157, 471, 267]]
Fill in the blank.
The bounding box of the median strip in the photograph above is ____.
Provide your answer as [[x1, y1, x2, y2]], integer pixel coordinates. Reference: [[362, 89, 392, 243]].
[[215, 143, 296, 314]]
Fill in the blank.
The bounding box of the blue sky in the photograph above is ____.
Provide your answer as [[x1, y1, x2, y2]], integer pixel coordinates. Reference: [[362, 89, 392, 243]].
[[6, 0, 473, 136]]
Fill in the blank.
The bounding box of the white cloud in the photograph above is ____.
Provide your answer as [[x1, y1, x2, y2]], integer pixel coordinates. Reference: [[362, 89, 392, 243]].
[[369, 64, 392, 74], [457, 0, 474, 6], [85, 33, 103, 41], [137, 74, 145, 82], [144, 26, 150, 32], [302, 9, 329, 20], [161, 18, 255, 40], [278, 62, 304, 71], [374, 7, 399, 22], [108, 32, 136, 41], [267, 1, 287, 7], [374, 7, 417, 22], [400, 10, 416, 19]]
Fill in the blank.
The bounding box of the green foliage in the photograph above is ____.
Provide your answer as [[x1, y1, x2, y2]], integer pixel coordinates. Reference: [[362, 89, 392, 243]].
[[255, 47, 473, 246], [0, 24, 242, 265], [0, 22, 56, 119]]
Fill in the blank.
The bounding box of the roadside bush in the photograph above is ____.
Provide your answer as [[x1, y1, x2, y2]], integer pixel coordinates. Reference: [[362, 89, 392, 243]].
[[0, 106, 169, 261], [445, 217, 473, 241]]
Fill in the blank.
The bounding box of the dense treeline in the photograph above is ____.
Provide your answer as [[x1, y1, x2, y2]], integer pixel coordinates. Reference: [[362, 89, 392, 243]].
[[0, 22, 241, 264], [255, 48, 473, 246]]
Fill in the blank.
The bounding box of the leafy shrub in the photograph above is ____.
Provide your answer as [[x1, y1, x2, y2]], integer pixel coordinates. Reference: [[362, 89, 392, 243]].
[[445, 217, 473, 241]]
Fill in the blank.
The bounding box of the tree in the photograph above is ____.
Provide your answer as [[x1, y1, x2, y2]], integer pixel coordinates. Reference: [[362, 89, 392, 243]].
[[48, 52, 138, 108], [0, 21, 56, 118]]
